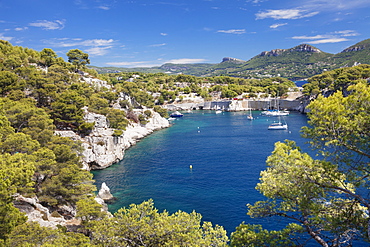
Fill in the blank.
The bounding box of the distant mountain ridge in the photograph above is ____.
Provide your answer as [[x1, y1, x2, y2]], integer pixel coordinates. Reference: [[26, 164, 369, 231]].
[[90, 39, 370, 80], [258, 44, 322, 57]]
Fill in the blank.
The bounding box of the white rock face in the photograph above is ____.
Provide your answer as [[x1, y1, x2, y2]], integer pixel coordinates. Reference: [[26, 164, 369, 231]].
[[14, 195, 67, 229], [55, 108, 170, 170], [97, 182, 114, 201], [82, 76, 112, 90]]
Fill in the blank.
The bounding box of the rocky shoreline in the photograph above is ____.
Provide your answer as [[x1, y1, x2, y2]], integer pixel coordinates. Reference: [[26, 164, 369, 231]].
[[55, 107, 170, 171], [16, 87, 309, 229]]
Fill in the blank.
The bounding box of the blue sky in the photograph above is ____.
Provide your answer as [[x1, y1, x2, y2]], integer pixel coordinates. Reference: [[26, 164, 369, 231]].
[[1, 0, 369, 67]]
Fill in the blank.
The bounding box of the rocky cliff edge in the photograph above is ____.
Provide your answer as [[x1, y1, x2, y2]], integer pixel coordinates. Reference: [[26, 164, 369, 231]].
[[55, 108, 170, 170]]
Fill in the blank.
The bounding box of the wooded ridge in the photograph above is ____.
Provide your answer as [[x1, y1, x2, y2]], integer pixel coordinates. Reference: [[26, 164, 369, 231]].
[[91, 38, 370, 80]]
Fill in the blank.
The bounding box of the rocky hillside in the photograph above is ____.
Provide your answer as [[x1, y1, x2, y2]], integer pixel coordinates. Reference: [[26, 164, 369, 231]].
[[91, 39, 370, 80]]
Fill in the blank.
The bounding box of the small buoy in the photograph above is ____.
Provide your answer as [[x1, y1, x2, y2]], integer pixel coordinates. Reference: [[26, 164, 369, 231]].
[[189, 165, 193, 169]]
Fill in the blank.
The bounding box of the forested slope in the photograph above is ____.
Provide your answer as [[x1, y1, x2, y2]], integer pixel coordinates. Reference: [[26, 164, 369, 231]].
[[1, 39, 370, 246], [0, 40, 229, 246]]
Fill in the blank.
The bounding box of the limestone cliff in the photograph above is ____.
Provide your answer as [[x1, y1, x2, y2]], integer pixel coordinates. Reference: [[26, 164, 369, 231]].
[[55, 108, 170, 170], [259, 44, 321, 57]]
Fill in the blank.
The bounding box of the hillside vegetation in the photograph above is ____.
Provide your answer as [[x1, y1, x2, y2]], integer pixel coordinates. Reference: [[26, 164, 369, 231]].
[[1, 39, 370, 246], [92, 39, 370, 80]]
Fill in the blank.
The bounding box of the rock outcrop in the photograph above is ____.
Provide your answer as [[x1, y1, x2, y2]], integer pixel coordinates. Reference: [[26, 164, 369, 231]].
[[259, 44, 321, 57], [55, 108, 170, 170], [291, 44, 321, 53], [341, 46, 366, 53], [222, 57, 246, 63], [97, 182, 114, 202], [259, 49, 285, 57], [14, 194, 71, 229]]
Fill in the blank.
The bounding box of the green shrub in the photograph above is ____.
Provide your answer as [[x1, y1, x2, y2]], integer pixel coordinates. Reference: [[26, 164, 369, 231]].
[[153, 106, 168, 118], [113, 130, 123, 136]]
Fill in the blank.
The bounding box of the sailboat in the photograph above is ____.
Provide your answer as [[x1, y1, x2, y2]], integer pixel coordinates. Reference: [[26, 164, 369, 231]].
[[215, 103, 222, 114], [261, 95, 289, 116], [247, 101, 253, 120], [247, 111, 254, 120], [268, 115, 287, 130]]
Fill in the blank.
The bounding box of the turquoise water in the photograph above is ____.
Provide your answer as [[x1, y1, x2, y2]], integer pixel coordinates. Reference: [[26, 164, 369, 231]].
[[92, 110, 310, 234]]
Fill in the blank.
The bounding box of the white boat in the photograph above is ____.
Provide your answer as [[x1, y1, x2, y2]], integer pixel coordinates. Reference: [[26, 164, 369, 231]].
[[268, 116, 288, 130], [261, 110, 289, 116], [268, 122, 288, 130], [214, 104, 222, 114], [247, 108, 254, 120], [261, 96, 289, 116], [170, 111, 183, 117]]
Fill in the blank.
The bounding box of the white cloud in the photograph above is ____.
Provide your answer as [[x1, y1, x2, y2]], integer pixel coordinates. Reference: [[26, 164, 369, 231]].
[[149, 43, 166, 47], [44, 38, 115, 56], [80, 39, 115, 47], [15, 27, 28, 31], [106, 61, 161, 67], [307, 38, 349, 44], [301, 0, 370, 11], [292, 35, 328, 40], [86, 46, 113, 56], [106, 58, 208, 68], [166, 58, 207, 64], [98, 6, 110, 10], [160, 33, 168, 36], [0, 33, 13, 41], [270, 23, 288, 29], [256, 9, 318, 20], [247, 0, 266, 3], [217, 29, 246, 34], [46, 38, 114, 47], [291, 30, 359, 44], [334, 30, 359, 37], [29, 20, 65, 30]]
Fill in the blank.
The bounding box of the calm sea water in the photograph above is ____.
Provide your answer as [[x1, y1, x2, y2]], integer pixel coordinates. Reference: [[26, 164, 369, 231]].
[[92, 110, 310, 234]]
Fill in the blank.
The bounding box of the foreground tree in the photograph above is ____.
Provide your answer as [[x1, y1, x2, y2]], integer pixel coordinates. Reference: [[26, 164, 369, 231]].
[[0, 153, 36, 241], [235, 81, 370, 246], [6, 222, 93, 247], [88, 199, 229, 246]]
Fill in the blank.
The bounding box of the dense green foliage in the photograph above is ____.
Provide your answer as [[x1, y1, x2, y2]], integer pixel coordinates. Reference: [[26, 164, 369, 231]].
[[0, 40, 231, 246], [1, 39, 370, 246], [303, 64, 370, 96], [101, 71, 296, 102], [88, 199, 228, 246], [234, 66, 370, 246]]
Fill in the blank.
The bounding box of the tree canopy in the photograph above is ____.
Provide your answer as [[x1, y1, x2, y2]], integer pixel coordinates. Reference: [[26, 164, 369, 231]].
[[1, 40, 370, 246], [66, 49, 90, 70], [236, 77, 370, 246]]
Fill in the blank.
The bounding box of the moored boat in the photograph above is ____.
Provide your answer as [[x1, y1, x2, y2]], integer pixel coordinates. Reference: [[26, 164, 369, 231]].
[[268, 122, 288, 130], [247, 107, 253, 120], [170, 111, 184, 117], [268, 115, 287, 130], [261, 109, 289, 116]]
